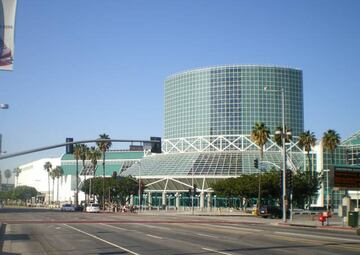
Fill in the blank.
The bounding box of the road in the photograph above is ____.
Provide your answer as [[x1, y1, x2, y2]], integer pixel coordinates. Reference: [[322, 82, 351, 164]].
[[0, 208, 359, 254]]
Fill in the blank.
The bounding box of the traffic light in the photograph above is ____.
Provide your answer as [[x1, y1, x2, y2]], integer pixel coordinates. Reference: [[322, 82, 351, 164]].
[[150, 137, 162, 153], [66, 138, 74, 154], [254, 158, 259, 169], [286, 169, 293, 190]]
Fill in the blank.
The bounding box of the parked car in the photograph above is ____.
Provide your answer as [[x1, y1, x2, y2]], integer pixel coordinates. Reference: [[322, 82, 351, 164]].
[[259, 205, 282, 218], [86, 203, 100, 213], [61, 204, 75, 212]]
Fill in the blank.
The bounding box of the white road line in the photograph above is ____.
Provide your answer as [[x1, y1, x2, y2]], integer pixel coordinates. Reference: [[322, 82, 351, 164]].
[[142, 224, 171, 230], [146, 234, 163, 239], [99, 223, 129, 231], [64, 224, 139, 255], [202, 247, 235, 255], [196, 233, 218, 238], [273, 231, 360, 243], [204, 224, 263, 233]]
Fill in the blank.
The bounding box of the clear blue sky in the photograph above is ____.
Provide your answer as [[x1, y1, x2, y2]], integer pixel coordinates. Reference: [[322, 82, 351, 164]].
[[1, 0, 360, 179]]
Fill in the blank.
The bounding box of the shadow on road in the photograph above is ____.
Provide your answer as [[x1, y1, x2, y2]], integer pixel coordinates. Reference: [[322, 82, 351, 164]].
[[0, 207, 61, 214]]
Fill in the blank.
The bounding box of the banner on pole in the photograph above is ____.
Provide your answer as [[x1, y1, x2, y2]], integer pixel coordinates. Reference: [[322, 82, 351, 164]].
[[0, 0, 17, 71]]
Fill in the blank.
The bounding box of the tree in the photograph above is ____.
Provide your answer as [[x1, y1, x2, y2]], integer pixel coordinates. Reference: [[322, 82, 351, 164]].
[[251, 122, 270, 160], [50, 169, 56, 204], [73, 144, 82, 206], [4, 169, 11, 185], [81, 176, 138, 206], [322, 129, 341, 165], [11, 186, 38, 204], [13, 167, 21, 186], [251, 122, 270, 211], [52, 166, 64, 203], [298, 130, 317, 173], [43, 161, 52, 204], [292, 170, 321, 209], [86, 146, 101, 203], [96, 134, 112, 210]]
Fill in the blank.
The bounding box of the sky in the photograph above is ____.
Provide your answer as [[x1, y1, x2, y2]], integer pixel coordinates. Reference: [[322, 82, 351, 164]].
[[1, 0, 360, 182]]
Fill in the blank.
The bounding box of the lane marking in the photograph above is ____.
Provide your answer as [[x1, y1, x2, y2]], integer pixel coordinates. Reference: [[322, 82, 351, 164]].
[[64, 224, 139, 255], [210, 225, 263, 233], [99, 223, 129, 231], [273, 231, 360, 243], [196, 233, 218, 239], [146, 234, 163, 239], [141, 224, 171, 230], [202, 247, 235, 255]]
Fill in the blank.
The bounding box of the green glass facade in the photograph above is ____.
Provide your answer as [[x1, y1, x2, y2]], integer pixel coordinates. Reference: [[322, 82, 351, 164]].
[[165, 65, 303, 139]]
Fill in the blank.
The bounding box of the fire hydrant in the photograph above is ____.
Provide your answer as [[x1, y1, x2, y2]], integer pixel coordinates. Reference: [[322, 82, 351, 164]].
[[319, 214, 326, 226]]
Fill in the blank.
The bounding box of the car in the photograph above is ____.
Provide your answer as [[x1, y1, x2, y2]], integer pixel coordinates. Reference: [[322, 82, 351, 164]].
[[86, 203, 100, 213], [259, 205, 282, 218], [61, 204, 75, 212]]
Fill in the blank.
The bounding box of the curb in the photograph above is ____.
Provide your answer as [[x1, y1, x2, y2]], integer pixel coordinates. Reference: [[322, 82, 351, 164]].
[[278, 222, 357, 233]]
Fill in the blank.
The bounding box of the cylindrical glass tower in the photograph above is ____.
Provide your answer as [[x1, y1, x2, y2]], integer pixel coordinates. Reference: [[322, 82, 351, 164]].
[[164, 65, 303, 140]]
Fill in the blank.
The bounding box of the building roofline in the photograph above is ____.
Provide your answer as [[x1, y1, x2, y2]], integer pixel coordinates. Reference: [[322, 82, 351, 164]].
[[165, 64, 302, 80]]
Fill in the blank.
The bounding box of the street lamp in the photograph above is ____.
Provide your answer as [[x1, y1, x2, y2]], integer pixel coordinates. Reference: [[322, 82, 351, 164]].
[[264, 86, 288, 223], [323, 169, 330, 225], [137, 161, 142, 212]]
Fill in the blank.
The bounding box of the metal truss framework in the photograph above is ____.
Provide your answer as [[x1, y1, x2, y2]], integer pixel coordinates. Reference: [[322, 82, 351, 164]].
[[163, 134, 303, 154]]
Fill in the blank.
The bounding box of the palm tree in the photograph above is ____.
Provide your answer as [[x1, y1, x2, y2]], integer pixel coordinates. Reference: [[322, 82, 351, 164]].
[[96, 134, 112, 209], [298, 130, 317, 172], [251, 122, 270, 160], [13, 167, 21, 186], [43, 161, 52, 204], [50, 169, 56, 204], [322, 129, 341, 166], [52, 166, 64, 204], [73, 144, 82, 206], [251, 122, 270, 212], [87, 146, 101, 203]]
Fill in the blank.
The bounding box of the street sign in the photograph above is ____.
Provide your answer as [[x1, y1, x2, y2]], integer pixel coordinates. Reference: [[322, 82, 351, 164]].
[[330, 165, 360, 190]]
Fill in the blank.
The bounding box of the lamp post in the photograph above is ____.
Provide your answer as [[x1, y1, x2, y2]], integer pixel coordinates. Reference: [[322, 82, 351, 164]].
[[323, 169, 330, 225], [264, 86, 288, 223], [137, 161, 142, 212], [0, 104, 9, 155]]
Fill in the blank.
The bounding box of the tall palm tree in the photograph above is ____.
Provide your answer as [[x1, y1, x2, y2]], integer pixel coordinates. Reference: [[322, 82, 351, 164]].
[[52, 166, 64, 204], [298, 130, 317, 172], [50, 169, 56, 204], [322, 129, 341, 166], [4, 169, 11, 185], [251, 122, 270, 212], [13, 167, 21, 186], [73, 144, 82, 206], [96, 134, 112, 209], [43, 161, 52, 204], [87, 146, 101, 203], [251, 122, 270, 160]]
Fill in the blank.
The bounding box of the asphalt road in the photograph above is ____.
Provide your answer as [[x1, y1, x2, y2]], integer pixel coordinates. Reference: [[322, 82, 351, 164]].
[[1, 207, 359, 255]]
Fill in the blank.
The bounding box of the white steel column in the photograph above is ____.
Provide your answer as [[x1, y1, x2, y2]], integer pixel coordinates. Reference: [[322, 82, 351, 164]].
[[200, 192, 205, 210], [130, 194, 134, 206], [162, 191, 167, 208], [148, 192, 152, 210], [207, 193, 212, 210], [175, 192, 180, 209]]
